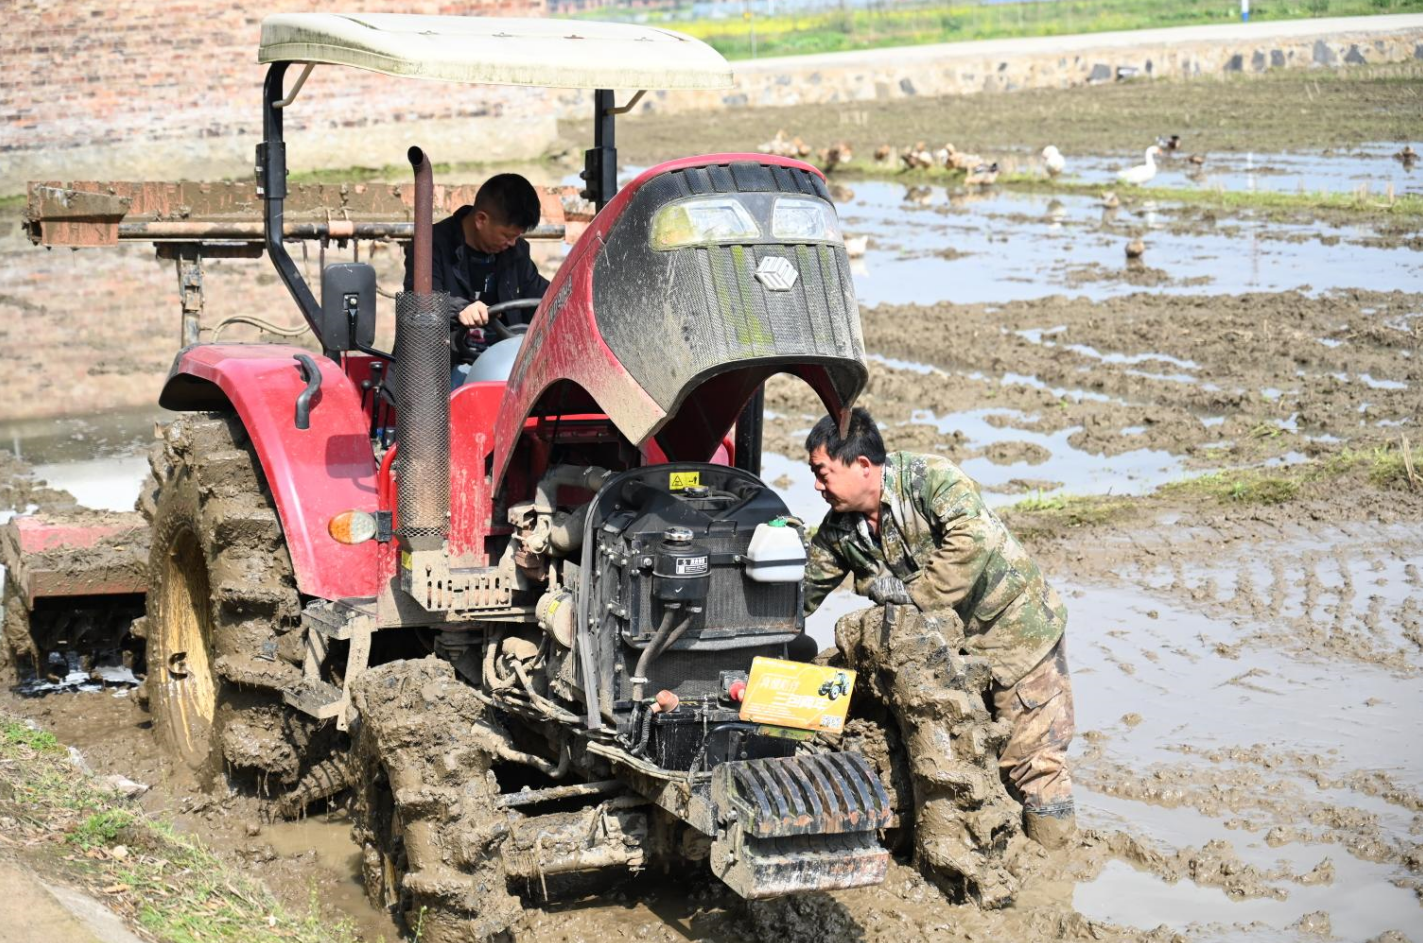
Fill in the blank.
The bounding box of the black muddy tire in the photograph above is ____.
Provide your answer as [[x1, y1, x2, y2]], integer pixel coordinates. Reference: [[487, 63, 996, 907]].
[[143, 412, 310, 788], [350, 659, 523, 943]]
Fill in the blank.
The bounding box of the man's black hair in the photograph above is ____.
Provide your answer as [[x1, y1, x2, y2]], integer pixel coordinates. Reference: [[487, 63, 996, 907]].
[[473, 173, 542, 231], [805, 407, 887, 466]]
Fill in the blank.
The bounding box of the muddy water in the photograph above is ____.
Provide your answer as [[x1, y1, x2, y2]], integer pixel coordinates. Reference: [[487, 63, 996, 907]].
[[0, 407, 160, 513], [836, 180, 1423, 306], [1066, 567, 1423, 940], [1064, 145, 1422, 198]]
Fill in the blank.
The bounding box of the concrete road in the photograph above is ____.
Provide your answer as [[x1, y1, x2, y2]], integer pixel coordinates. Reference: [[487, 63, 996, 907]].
[[735, 12, 1423, 71]]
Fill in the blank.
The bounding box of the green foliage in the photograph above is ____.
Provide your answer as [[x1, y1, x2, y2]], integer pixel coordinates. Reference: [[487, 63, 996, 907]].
[[1007, 491, 1131, 528], [1327, 442, 1420, 489], [1014, 492, 1067, 513], [566, 0, 1423, 61], [2, 721, 61, 753], [68, 809, 137, 849], [1164, 470, 1301, 505]]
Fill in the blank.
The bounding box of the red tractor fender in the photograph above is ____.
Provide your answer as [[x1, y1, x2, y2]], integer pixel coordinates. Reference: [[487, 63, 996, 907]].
[[159, 345, 380, 599]]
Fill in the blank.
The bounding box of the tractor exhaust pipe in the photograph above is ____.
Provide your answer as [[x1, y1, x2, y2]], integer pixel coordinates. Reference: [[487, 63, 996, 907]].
[[394, 146, 449, 552], [408, 146, 433, 293]]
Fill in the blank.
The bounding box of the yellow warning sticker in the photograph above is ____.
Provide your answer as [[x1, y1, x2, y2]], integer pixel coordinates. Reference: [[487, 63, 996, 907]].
[[739, 657, 855, 733], [400, 551, 412, 570], [668, 471, 701, 491]]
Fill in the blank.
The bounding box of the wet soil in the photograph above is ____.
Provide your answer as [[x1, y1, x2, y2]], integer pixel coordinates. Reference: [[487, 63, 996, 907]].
[[765, 288, 1419, 491], [2, 52, 1421, 943]]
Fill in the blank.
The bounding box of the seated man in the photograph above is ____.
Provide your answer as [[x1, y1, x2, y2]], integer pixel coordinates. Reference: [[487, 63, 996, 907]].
[[402, 172, 550, 379], [802, 407, 1076, 850]]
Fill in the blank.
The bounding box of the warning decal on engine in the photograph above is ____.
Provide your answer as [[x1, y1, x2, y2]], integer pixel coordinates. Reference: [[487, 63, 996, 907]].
[[739, 657, 855, 733], [675, 555, 709, 576], [668, 471, 701, 491]]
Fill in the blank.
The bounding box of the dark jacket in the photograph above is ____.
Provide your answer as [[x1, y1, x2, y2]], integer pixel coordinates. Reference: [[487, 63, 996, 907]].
[[401, 205, 549, 327]]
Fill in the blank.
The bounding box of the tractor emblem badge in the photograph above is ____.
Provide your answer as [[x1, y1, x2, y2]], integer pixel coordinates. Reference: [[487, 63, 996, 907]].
[[754, 256, 798, 291]]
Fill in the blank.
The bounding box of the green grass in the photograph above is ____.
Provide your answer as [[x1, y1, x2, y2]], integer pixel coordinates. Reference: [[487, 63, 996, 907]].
[[1006, 491, 1132, 528], [998, 174, 1423, 219], [1163, 438, 1421, 506], [1164, 470, 1303, 504], [1324, 441, 1423, 489], [0, 716, 359, 943], [1011, 438, 1418, 527], [567, 0, 1423, 61], [2, 722, 61, 752], [68, 808, 137, 849]]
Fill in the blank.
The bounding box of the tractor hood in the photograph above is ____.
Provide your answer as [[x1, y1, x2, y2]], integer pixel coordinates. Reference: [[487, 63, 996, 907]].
[[492, 155, 867, 491]]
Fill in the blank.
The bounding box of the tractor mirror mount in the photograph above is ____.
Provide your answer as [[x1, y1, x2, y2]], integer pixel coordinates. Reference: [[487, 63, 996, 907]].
[[321, 262, 379, 354]]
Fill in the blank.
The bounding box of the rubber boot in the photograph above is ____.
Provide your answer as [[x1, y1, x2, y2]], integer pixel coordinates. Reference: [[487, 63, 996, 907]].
[[1023, 804, 1077, 851]]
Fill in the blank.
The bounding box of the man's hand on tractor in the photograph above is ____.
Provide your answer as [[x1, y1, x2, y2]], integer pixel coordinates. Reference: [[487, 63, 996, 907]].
[[458, 300, 491, 327], [868, 574, 914, 606]]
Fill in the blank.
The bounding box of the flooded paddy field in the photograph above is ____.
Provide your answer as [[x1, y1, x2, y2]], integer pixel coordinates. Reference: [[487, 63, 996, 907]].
[[2, 62, 1421, 943]]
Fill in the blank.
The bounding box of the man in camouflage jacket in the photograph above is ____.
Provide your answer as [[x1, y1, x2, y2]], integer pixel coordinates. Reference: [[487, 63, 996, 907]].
[[803, 407, 1076, 848]]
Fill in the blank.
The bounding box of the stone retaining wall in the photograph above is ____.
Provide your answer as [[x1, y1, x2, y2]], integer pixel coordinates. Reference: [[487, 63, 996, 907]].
[[634, 14, 1423, 116]]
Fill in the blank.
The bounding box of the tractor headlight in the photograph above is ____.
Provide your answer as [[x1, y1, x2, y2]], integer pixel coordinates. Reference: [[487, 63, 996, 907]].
[[771, 197, 842, 243], [651, 198, 760, 250]]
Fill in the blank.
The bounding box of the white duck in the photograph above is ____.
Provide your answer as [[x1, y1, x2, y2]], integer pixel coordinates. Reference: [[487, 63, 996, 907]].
[[1041, 145, 1066, 177], [1117, 146, 1161, 186]]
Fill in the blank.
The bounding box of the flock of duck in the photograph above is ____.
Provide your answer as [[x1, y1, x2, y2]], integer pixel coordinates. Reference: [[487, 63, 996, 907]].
[[756, 129, 1418, 263], [756, 128, 1218, 195]]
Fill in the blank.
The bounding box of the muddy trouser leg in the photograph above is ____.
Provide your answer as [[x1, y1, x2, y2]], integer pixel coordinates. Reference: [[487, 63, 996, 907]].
[[991, 636, 1076, 844]]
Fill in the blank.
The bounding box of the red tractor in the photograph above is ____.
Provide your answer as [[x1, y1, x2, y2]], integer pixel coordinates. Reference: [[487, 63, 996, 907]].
[[6, 13, 901, 938]]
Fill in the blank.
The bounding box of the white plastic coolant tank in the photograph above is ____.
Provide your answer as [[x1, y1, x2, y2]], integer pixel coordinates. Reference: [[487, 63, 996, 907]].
[[744, 518, 806, 583]]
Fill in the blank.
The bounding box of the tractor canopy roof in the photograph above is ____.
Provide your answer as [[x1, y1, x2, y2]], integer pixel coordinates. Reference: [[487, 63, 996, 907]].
[[258, 13, 733, 90]]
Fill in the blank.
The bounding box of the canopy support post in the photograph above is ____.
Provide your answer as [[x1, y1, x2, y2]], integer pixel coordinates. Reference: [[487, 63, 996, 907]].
[[258, 61, 328, 354], [582, 89, 618, 212]]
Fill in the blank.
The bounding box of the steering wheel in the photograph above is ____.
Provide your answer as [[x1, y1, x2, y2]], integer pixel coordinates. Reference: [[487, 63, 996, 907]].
[[454, 297, 541, 360]]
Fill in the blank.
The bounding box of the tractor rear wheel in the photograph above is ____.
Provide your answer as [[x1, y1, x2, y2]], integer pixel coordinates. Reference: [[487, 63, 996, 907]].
[[143, 413, 310, 788]]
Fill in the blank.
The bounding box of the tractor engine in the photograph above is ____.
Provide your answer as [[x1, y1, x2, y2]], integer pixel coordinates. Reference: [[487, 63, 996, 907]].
[[523, 464, 810, 772]]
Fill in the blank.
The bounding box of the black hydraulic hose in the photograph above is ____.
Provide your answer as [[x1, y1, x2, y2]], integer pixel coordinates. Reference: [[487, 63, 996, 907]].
[[630, 708, 654, 758], [630, 609, 677, 703]]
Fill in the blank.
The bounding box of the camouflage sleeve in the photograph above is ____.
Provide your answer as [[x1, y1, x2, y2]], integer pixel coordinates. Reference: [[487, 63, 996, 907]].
[[802, 525, 849, 617], [906, 474, 995, 615]]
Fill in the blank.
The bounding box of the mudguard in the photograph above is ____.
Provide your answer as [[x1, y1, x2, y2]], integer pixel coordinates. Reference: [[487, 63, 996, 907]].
[[160, 344, 379, 599]]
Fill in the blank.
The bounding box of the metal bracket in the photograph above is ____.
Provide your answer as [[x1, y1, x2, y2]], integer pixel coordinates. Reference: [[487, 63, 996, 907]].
[[605, 89, 646, 116], [335, 618, 373, 732], [272, 62, 314, 109], [175, 245, 203, 347]]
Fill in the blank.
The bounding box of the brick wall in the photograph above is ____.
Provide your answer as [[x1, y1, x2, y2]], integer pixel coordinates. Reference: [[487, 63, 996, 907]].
[[2, 1, 557, 192]]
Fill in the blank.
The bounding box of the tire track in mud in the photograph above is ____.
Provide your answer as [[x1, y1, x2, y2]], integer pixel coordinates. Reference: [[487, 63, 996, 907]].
[[1076, 522, 1423, 674]]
